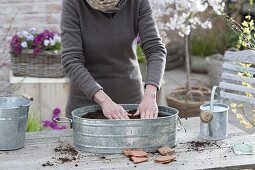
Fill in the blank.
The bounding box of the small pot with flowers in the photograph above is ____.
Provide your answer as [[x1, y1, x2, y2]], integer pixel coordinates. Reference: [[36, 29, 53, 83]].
[[10, 28, 65, 78]]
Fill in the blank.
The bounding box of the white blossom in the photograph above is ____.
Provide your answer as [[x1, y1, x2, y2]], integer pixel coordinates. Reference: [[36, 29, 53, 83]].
[[151, 0, 225, 37], [21, 42, 28, 48], [25, 34, 34, 41], [208, 0, 225, 15], [49, 38, 56, 46], [44, 39, 50, 47], [22, 31, 29, 37], [201, 20, 212, 29], [29, 27, 37, 34], [53, 34, 61, 42]]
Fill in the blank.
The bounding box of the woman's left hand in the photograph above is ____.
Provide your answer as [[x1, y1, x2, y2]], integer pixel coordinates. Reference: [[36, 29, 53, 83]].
[[134, 84, 158, 119]]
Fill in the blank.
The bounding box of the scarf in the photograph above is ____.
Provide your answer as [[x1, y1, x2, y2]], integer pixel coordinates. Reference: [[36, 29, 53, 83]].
[[86, 0, 127, 13]]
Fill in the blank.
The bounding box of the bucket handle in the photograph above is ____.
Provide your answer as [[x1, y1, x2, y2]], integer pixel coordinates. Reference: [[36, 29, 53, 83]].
[[210, 86, 221, 112], [22, 93, 33, 107], [22, 93, 33, 101], [53, 117, 72, 124], [178, 116, 186, 133]]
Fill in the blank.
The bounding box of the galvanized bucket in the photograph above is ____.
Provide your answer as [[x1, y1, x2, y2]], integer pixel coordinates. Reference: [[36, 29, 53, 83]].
[[56, 104, 180, 153], [200, 86, 229, 141], [0, 95, 33, 150]]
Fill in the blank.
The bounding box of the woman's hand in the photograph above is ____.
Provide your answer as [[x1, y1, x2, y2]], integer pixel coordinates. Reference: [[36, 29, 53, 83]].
[[135, 84, 158, 119], [93, 90, 130, 119]]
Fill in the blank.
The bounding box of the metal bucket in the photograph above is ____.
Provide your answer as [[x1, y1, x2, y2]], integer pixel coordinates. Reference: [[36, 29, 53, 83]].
[[57, 104, 180, 153], [200, 86, 229, 141], [0, 95, 33, 150]]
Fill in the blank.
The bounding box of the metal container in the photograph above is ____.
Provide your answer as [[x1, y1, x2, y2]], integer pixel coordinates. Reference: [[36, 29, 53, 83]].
[[69, 104, 179, 153], [0, 95, 32, 150], [200, 86, 229, 141]]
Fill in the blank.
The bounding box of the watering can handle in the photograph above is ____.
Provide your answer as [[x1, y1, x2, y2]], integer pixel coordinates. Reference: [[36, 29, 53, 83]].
[[178, 116, 187, 133], [53, 117, 72, 124], [210, 86, 221, 111]]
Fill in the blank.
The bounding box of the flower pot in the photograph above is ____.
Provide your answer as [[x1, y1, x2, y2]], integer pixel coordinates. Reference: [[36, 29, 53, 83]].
[[166, 88, 211, 118], [205, 54, 224, 88], [191, 56, 207, 73], [10, 49, 65, 78]]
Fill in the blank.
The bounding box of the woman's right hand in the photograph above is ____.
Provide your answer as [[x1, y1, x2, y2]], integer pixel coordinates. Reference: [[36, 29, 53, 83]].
[[93, 90, 130, 119], [100, 99, 130, 119]]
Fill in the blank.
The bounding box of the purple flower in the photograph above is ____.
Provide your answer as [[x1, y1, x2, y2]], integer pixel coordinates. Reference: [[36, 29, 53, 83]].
[[42, 107, 67, 130], [33, 34, 44, 47], [50, 121, 57, 129], [53, 108, 61, 115], [136, 36, 141, 44], [42, 29, 54, 39], [42, 120, 52, 128], [10, 35, 22, 54], [58, 125, 67, 130]]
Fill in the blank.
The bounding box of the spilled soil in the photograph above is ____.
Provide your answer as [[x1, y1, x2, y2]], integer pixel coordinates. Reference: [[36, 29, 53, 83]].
[[41, 142, 79, 167], [42, 161, 54, 167], [54, 143, 78, 156], [180, 141, 221, 152], [82, 110, 168, 119]]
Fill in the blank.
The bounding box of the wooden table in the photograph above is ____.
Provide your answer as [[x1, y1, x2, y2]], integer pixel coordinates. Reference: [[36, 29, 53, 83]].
[[1, 117, 255, 170]]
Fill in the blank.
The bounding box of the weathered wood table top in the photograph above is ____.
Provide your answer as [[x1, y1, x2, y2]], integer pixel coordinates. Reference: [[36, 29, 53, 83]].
[[1, 117, 255, 170]]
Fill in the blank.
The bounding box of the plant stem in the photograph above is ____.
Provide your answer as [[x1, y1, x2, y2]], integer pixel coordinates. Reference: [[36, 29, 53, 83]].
[[185, 35, 191, 91]]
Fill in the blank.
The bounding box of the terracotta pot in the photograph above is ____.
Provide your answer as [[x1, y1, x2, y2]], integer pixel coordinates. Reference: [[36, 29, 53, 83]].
[[166, 87, 211, 118]]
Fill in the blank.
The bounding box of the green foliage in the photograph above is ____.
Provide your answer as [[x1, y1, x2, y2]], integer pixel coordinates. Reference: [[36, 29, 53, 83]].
[[45, 42, 61, 52], [137, 44, 146, 63], [191, 19, 238, 57], [26, 111, 42, 132]]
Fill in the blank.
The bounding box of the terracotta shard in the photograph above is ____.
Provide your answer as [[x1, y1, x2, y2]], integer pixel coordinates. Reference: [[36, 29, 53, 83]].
[[155, 155, 176, 164], [131, 156, 148, 164], [157, 146, 175, 156], [129, 150, 148, 157], [123, 149, 132, 157]]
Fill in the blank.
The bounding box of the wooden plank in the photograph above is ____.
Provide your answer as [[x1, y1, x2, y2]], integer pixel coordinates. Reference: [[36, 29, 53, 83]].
[[220, 91, 255, 104], [224, 50, 255, 64], [9, 71, 69, 84], [219, 82, 255, 95], [0, 132, 254, 170], [0, 118, 252, 170], [223, 63, 255, 75], [221, 73, 255, 85]]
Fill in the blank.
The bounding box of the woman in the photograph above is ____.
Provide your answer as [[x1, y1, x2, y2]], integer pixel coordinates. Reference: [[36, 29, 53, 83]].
[[61, 0, 166, 119]]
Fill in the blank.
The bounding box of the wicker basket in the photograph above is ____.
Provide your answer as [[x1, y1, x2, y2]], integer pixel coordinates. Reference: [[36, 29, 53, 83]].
[[11, 49, 65, 78], [166, 87, 211, 119]]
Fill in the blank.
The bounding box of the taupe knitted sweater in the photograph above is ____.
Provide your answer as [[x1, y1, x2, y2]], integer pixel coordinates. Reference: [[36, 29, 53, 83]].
[[61, 0, 166, 117]]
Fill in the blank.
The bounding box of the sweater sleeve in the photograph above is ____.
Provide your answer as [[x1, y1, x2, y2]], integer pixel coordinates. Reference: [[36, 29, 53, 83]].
[[60, 0, 103, 100], [138, 0, 167, 90]]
